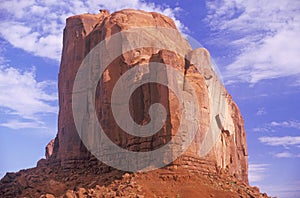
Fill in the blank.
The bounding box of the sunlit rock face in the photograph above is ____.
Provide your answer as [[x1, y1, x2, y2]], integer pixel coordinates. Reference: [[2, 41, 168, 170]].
[[51, 9, 248, 184]]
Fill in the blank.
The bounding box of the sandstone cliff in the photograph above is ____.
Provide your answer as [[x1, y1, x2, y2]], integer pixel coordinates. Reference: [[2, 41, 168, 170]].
[[0, 9, 268, 198], [53, 8, 248, 182]]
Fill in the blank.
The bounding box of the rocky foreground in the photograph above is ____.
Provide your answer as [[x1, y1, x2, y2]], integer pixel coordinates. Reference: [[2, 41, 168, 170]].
[[1, 157, 268, 197]]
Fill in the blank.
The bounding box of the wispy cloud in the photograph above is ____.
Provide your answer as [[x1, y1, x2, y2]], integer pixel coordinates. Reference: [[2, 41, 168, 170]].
[[205, 0, 300, 84], [0, 21, 62, 60], [248, 163, 269, 183], [273, 152, 300, 158], [262, 181, 300, 198], [259, 136, 300, 147], [0, 120, 46, 130], [295, 80, 300, 87], [253, 120, 300, 132], [0, 66, 57, 129], [270, 121, 300, 129], [253, 127, 271, 133], [0, 0, 186, 61], [256, 107, 267, 116]]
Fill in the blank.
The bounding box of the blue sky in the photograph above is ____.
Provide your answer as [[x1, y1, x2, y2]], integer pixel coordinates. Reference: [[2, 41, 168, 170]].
[[0, 0, 299, 197]]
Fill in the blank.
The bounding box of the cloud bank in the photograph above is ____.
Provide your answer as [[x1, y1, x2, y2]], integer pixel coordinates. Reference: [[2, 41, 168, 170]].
[[0, 66, 57, 129], [205, 0, 300, 84]]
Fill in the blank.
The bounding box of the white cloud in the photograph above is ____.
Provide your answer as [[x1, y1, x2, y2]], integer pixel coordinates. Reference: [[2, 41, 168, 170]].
[[0, 120, 46, 130], [270, 121, 300, 130], [205, 0, 300, 84], [0, 66, 57, 129], [0, 0, 36, 19], [296, 80, 300, 86], [259, 136, 300, 147], [274, 152, 292, 158], [0, 0, 186, 61], [253, 127, 272, 133], [262, 181, 300, 198], [248, 163, 269, 183], [256, 107, 266, 116], [0, 21, 62, 60], [273, 152, 300, 158], [253, 120, 300, 132]]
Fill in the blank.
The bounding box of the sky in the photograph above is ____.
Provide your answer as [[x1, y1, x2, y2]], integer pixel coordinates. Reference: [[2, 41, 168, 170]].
[[0, 0, 299, 197]]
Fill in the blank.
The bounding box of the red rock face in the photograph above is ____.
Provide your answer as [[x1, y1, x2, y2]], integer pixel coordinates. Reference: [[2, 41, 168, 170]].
[[45, 139, 54, 159], [50, 9, 248, 184]]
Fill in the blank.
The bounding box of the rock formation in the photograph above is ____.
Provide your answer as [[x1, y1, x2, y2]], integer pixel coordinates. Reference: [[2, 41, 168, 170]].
[[54, 7, 248, 182], [45, 139, 55, 159], [0, 9, 268, 198]]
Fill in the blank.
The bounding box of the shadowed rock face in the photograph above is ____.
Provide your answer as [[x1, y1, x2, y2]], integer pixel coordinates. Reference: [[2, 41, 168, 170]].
[[52, 8, 248, 183], [0, 9, 259, 198]]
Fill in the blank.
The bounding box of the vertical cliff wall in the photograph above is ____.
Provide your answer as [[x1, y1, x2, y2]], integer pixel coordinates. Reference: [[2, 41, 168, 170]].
[[49, 9, 248, 184]]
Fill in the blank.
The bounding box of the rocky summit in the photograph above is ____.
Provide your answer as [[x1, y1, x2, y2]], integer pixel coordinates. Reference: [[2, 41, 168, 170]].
[[0, 9, 269, 198]]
